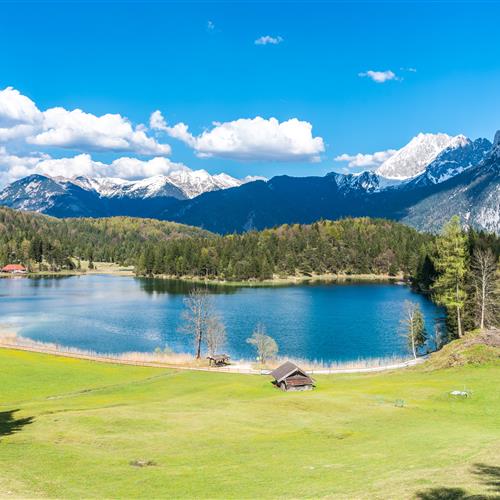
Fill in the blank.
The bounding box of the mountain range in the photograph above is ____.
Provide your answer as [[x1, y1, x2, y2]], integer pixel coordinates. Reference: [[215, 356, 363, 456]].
[[0, 168, 261, 218], [0, 131, 498, 233]]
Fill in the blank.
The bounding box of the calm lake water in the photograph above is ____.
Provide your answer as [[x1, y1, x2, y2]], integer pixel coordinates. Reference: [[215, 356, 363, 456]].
[[0, 275, 444, 362]]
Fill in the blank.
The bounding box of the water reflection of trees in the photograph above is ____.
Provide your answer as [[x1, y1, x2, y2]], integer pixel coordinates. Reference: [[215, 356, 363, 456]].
[[136, 278, 239, 296], [29, 276, 73, 288]]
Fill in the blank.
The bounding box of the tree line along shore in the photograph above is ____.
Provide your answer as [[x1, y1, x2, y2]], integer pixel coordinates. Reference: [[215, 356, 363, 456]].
[[1, 206, 499, 339]]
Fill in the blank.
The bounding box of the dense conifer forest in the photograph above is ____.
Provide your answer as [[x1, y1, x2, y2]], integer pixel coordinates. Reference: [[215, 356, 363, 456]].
[[1, 207, 498, 285], [135, 218, 435, 279], [0, 207, 210, 270]]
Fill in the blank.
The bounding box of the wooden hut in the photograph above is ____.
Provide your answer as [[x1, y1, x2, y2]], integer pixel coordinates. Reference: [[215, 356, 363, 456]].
[[207, 354, 230, 366], [270, 361, 314, 391]]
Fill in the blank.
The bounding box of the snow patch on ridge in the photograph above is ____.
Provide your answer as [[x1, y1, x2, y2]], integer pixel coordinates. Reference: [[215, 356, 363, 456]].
[[17, 169, 264, 202], [376, 133, 468, 180]]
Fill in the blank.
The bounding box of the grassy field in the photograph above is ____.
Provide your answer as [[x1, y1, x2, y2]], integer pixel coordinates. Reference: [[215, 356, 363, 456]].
[[0, 347, 499, 499]]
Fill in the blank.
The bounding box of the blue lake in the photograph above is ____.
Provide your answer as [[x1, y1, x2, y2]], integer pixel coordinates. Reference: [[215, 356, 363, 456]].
[[0, 275, 444, 362]]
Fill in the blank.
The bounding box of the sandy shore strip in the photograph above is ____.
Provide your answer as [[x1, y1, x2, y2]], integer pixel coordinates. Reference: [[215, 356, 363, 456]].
[[1, 264, 406, 285], [0, 330, 424, 375]]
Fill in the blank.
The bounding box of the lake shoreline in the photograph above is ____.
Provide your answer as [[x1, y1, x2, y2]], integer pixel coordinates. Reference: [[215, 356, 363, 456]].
[[142, 272, 406, 287], [1, 266, 407, 287], [0, 261, 136, 278], [1, 274, 439, 363], [0, 332, 424, 374]]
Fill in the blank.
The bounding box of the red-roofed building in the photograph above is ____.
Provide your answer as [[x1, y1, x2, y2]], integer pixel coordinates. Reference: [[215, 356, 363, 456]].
[[1, 264, 27, 274]]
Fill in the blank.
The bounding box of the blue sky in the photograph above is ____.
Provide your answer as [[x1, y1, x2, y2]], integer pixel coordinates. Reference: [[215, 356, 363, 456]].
[[0, 0, 499, 182]]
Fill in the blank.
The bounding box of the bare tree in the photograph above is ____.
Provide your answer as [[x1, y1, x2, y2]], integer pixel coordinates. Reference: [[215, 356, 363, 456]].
[[206, 315, 226, 357], [246, 323, 278, 364], [180, 287, 219, 359], [471, 248, 498, 329], [400, 300, 427, 359]]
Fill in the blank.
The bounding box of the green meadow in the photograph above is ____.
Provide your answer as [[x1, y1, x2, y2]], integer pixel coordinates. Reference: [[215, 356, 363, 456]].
[[0, 348, 499, 499]]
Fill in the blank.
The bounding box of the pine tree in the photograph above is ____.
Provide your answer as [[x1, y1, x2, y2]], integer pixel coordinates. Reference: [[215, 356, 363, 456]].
[[432, 216, 468, 338]]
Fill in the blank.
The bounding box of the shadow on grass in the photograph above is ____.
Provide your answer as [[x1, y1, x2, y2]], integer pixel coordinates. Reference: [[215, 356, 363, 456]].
[[0, 410, 34, 437], [415, 488, 489, 500], [472, 464, 500, 495], [415, 463, 500, 500]]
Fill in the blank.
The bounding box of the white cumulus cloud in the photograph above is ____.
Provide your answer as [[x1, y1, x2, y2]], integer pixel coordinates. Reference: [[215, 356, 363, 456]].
[[0, 87, 41, 141], [31, 154, 104, 179], [255, 35, 283, 45], [0, 147, 49, 185], [109, 156, 189, 179], [149, 110, 167, 130], [0, 123, 37, 142], [358, 70, 399, 83], [0, 151, 190, 185], [150, 111, 196, 148], [0, 87, 42, 127], [29, 107, 170, 155], [335, 149, 397, 169], [151, 112, 324, 162], [0, 86, 170, 156]]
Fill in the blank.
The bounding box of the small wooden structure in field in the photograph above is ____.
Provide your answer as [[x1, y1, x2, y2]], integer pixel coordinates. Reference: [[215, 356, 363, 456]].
[[207, 354, 230, 366], [270, 361, 314, 391]]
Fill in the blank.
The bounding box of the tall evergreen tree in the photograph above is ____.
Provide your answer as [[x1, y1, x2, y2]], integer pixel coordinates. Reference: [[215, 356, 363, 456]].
[[432, 216, 468, 338]]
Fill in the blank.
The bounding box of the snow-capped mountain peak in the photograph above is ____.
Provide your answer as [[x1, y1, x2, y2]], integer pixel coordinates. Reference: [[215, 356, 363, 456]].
[[376, 133, 469, 180], [491, 130, 500, 159], [328, 170, 401, 194], [166, 169, 243, 198], [69, 176, 130, 197], [406, 137, 492, 188], [58, 168, 259, 200], [0, 174, 67, 212], [494, 130, 500, 149], [0, 167, 264, 217]]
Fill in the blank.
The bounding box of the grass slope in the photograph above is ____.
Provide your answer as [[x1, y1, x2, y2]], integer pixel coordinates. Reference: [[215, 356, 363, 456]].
[[0, 348, 499, 499], [424, 329, 500, 370]]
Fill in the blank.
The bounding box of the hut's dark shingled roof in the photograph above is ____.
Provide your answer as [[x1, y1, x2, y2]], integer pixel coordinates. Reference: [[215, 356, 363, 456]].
[[270, 361, 309, 383]]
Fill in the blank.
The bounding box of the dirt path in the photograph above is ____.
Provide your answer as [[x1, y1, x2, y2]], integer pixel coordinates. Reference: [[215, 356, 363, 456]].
[[0, 341, 425, 375]]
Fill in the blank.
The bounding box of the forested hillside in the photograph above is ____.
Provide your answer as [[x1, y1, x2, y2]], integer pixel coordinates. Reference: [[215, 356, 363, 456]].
[[1, 207, 433, 276], [0, 207, 211, 269], [136, 218, 435, 279]]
